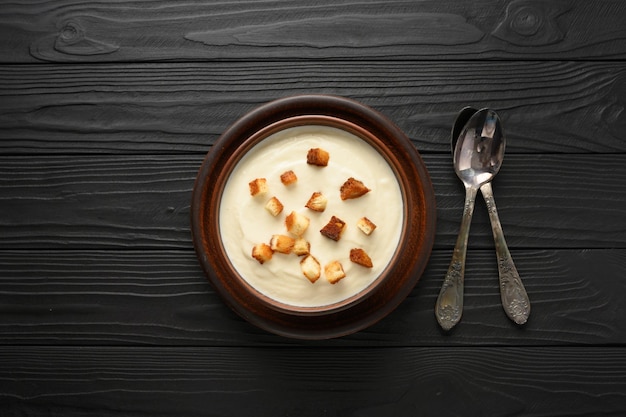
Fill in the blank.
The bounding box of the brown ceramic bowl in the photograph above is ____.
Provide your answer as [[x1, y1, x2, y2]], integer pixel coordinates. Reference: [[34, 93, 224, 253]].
[[191, 94, 436, 339]]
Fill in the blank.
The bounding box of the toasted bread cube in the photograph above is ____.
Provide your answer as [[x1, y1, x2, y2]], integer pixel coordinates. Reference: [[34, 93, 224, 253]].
[[293, 238, 310, 256], [285, 211, 310, 237], [306, 148, 329, 167], [280, 170, 298, 186], [305, 191, 327, 212], [251, 243, 273, 264], [301, 255, 321, 283], [325, 260, 346, 284], [248, 178, 268, 197], [356, 217, 377, 235], [350, 248, 373, 268], [340, 177, 370, 200], [264, 196, 284, 217], [269, 234, 295, 254], [320, 215, 346, 241]]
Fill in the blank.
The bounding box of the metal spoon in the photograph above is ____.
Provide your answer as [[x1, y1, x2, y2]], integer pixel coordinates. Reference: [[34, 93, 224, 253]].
[[434, 109, 491, 330], [436, 108, 531, 330], [453, 108, 530, 325]]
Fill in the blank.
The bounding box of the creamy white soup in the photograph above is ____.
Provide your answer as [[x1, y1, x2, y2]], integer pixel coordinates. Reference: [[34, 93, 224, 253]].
[[219, 125, 403, 307]]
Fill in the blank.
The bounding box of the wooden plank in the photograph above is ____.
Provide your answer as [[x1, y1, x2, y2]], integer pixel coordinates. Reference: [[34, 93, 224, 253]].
[[1, 61, 625, 153], [0, 154, 624, 249], [0, 346, 624, 416], [0, 155, 197, 249], [0, 249, 623, 346], [433, 153, 626, 249], [1, 0, 625, 63]]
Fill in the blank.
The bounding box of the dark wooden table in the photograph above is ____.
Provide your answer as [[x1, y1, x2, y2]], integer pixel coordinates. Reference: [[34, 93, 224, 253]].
[[2, 1, 626, 416]]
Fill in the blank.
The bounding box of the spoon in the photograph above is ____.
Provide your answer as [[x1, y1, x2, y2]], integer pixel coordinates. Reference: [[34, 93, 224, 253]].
[[435, 108, 531, 330], [434, 109, 491, 330], [453, 108, 530, 326]]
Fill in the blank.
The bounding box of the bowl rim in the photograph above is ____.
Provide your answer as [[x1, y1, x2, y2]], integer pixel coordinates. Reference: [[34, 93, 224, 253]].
[[190, 94, 436, 339]]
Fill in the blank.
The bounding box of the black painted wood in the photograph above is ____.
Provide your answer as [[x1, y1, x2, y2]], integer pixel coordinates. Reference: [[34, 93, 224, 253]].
[[0, 0, 625, 62], [0, 249, 624, 346], [1, 61, 625, 154], [0, 346, 625, 417], [0, 154, 624, 249], [1, 0, 625, 415]]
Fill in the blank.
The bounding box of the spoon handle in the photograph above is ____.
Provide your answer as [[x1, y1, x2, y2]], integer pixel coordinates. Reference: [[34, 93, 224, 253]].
[[480, 182, 531, 325], [435, 186, 477, 331]]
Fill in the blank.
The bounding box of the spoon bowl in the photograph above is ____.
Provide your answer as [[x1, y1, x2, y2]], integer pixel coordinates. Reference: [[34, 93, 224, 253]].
[[454, 109, 506, 188], [451, 106, 478, 153]]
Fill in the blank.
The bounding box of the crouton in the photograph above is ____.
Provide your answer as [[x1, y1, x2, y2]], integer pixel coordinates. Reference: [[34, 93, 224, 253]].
[[285, 211, 310, 237], [340, 177, 370, 200], [305, 191, 327, 212], [248, 178, 268, 197], [325, 260, 346, 284], [350, 248, 373, 268], [280, 170, 298, 186], [264, 196, 284, 217], [251, 243, 273, 264], [293, 238, 310, 256], [300, 255, 321, 283], [306, 148, 329, 167], [320, 215, 346, 241], [356, 217, 377, 235], [269, 234, 295, 254]]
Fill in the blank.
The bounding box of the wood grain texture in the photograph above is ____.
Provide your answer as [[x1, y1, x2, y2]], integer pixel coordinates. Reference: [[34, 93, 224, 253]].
[[1, 61, 625, 154], [433, 153, 626, 249], [0, 346, 624, 417], [0, 0, 625, 63], [1, 1, 624, 415], [0, 249, 624, 346], [0, 154, 624, 249], [0, 155, 196, 249]]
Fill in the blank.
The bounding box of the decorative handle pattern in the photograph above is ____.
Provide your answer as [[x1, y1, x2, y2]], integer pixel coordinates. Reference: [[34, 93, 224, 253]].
[[435, 186, 477, 331], [480, 182, 531, 325]]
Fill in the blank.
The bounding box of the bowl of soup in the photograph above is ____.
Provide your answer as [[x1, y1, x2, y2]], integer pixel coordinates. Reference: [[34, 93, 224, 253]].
[[191, 94, 436, 339]]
